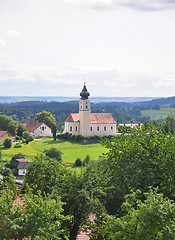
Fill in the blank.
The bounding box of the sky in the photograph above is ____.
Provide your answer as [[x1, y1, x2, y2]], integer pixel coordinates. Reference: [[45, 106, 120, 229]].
[[0, 0, 175, 98]]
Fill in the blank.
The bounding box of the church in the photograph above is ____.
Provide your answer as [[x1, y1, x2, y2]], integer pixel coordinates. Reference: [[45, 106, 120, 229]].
[[64, 84, 117, 136]]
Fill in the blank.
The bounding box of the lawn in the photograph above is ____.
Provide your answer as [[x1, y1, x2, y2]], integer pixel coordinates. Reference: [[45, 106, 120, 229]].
[[0, 137, 108, 164], [141, 108, 175, 121]]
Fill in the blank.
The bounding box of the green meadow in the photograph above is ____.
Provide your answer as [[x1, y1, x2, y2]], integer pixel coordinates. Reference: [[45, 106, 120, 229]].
[[0, 137, 108, 164], [141, 108, 175, 121]]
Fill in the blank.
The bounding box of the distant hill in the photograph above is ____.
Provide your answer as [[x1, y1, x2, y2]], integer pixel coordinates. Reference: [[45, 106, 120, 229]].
[[135, 96, 175, 108], [0, 96, 156, 104]]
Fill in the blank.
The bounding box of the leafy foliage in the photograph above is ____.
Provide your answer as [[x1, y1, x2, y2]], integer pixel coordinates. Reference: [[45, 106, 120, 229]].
[[22, 130, 34, 142], [74, 158, 83, 167], [44, 147, 62, 161], [35, 110, 56, 131], [88, 189, 175, 240], [0, 188, 70, 240], [99, 123, 175, 214], [3, 138, 12, 148]]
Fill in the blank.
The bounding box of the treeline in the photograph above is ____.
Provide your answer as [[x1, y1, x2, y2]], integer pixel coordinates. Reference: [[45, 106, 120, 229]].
[[0, 101, 150, 130], [1, 95, 175, 130]]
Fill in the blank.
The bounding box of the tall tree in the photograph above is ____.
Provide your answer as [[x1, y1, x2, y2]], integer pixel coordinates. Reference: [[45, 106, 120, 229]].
[[34, 111, 57, 139], [88, 189, 175, 240], [0, 188, 70, 240], [99, 123, 175, 214]]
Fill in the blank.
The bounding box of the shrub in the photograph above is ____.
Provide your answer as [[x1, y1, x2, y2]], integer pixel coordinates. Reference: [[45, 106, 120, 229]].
[[14, 143, 22, 148], [44, 147, 62, 161], [74, 158, 83, 167], [83, 155, 90, 165], [3, 138, 12, 148], [22, 131, 34, 142]]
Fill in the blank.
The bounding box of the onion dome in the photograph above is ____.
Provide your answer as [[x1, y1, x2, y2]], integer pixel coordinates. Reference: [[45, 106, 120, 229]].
[[80, 83, 90, 100]]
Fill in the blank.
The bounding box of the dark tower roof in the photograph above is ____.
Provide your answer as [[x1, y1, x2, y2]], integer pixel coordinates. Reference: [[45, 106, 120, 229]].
[[80, 83, 90, 100]]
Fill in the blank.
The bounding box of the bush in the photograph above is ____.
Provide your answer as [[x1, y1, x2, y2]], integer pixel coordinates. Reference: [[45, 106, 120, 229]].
[[83, 155, 90, 165], [22, 131, 34, 142], [14, 143, 22, 148], [74, 158, 83, 167], [44, 147, 62, 161], [3, 138, 12, 148]]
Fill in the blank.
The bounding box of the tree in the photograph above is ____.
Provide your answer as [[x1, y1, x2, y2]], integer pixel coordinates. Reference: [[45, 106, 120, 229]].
[[0, 115, 18, 135], [34, 111, 57, 138], [88, 189, 175, 240], [17, 124, 27, 137], [0, 168, 17, 191], [3, 138, 12, 148], [98, 123, 175, 215], [23, 155, 97, 240], [23, 154, 68, 194], [44, 147, 62, 161], [164, 114, 175, 134], [83, 155, 90, 165], [74, 158, 83, 167], [22, 131, 34, 142], [0, 188, 70, 240]]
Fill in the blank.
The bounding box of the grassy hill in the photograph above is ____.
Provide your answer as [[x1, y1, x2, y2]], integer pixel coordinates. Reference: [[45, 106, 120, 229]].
[[141, 108, 175, 121], [0, 137, 108, 164]]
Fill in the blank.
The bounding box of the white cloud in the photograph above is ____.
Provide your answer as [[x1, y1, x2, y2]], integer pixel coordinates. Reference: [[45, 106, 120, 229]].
[[0, 39, 6, 47], [5, 30, 20, 37], [63, 0, 175, 10], [0, 60, 174, 97], [114, 0, 175, 11]]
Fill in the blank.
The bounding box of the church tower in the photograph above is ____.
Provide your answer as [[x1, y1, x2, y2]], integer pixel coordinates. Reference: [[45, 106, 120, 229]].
[[79, 83, 91, 136]]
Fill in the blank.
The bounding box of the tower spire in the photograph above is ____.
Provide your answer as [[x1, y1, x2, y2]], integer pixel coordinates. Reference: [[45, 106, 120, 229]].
[[80, 83, 90, 100]]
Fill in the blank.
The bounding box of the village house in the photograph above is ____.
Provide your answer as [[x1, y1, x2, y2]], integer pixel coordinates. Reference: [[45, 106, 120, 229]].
[[16, 158, 32, 176], [64, 84, 117, 136], [23, 122, 52, 138], [0, 131, 13, 146]]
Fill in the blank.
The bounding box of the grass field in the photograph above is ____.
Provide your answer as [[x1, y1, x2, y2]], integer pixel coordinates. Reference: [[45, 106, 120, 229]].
[[141, 108, 175, 121], [0, 137, 108, 164]]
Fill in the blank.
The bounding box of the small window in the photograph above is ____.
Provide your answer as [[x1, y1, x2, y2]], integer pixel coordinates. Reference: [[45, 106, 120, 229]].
[[42, 126, 44, 131], [86, 105, 88, 109], [111, 126, 113, 130], [70, 126, 72, 131], [90, 126, 92, 131], [76, 126, 78, 131], [97, 126, 99, 131], [104, 126, 106, 131]]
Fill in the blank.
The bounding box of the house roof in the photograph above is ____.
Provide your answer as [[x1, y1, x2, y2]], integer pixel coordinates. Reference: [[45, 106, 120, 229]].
[[91, 113, 116, 124], [17, 161, 31, 169], [16, 158, 28, 162], [0, 131, 8, 137], [65, 113, 79, 122], [65, 113, 116, 124], [22, 122, 45, 132]]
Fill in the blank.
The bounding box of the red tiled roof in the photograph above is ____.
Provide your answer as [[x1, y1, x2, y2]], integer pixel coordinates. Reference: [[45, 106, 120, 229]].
[[91, 113, 116, 124], [22, 122, 44, 132], [0, 131, 8, 137], [16, 158, 28, 162], [65, 113, 116, 124], [65, 113, 79, 122]]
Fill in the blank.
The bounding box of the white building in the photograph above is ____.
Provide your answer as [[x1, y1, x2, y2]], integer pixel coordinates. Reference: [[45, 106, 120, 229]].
[[64, 84, 117, 136], [23, 122, 52, 138], [16, 158, 31, 176]]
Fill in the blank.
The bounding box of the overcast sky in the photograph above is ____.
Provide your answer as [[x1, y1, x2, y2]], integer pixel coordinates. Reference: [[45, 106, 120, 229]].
[[0, 0, 175, 97]]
